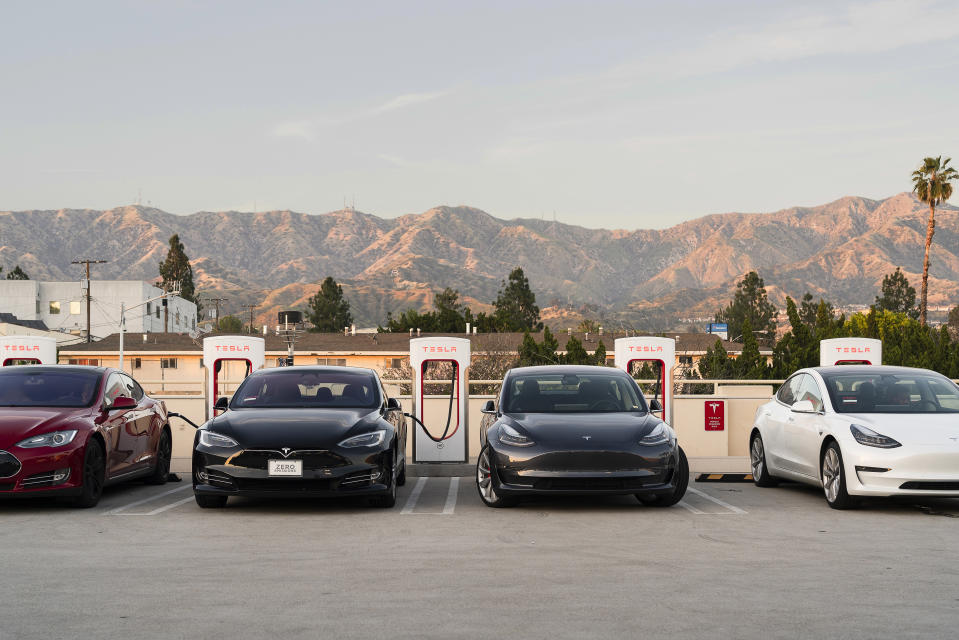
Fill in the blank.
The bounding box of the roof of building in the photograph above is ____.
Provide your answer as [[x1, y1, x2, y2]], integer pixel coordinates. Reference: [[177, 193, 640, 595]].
[[59, 330, 760, 354], [0, 313, 50, 331]]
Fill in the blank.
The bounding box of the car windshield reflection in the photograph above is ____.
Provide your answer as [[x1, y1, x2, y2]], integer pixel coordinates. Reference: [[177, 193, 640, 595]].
[[230, 369, 380, 409], [0, 368, 101, 407], [822, 371, 959, 414], [503, 373, 646, 413]]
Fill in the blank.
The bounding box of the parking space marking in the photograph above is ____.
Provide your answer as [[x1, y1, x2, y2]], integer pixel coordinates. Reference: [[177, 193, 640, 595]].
[[442, 477, 459, 514], [105, 484, 192, 515], [401, 477, 428, 514], [140, 495, 196, 516], [677, 500, 705, 514], [687, 487, 747, 514]]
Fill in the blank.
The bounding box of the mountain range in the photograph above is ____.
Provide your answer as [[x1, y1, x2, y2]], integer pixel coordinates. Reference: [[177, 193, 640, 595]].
[[1, 192, 956, 330]]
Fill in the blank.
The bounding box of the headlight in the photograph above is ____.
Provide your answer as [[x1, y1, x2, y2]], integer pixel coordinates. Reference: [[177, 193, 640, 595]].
[[498, 424, 533, 447], [639, 423, 670, 446], [16, 430, 78, 448], [198, 431, 240, 448], [850, 424, 901, 449], [339, 430, 386, 448]]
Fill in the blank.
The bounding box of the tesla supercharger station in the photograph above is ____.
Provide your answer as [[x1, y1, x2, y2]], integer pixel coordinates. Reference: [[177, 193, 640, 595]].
[[614, 337, 676, 425], [410, 337, 470, 463], [819, 337, 882, 366], [203, 336, 265, 418], [0, 336, 57, 366]]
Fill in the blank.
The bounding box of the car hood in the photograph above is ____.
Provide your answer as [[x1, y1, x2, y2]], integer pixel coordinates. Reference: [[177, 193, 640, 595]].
[[0, 407, 92, 448], [836, 412, 959, 446], [503, 411, 660, 447], [206, 408, 383, 449]]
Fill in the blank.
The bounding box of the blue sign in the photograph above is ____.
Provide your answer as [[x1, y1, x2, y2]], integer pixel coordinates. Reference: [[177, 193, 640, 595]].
[[707, 323, 728, 334]]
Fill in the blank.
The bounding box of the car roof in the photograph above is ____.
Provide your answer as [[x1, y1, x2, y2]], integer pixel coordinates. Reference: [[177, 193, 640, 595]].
[[507, 365, 628, 376], [811, 365, 945, 376], [0, 364, 107, 374], [247, 365, 377, 376]]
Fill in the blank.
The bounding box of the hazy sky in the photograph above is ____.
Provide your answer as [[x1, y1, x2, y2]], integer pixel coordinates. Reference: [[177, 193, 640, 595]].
[[2, 0, 958, 229]]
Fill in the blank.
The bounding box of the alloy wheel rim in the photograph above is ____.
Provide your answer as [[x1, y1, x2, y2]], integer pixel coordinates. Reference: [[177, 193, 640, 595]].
[[159, 435, 171, 473], [85, 447, 103, 495], [822, 448, 840, 502], [477, 449, 497, 503], [750, 438, 764, 479]]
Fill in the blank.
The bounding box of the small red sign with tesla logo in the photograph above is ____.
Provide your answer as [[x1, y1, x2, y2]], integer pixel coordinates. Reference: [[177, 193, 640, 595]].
[[705, 400, 725, 431]]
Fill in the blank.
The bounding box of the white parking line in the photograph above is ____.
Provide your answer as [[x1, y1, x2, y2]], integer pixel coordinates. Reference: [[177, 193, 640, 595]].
[[687, 487, 747, 514], [442, 477, 459, 514], [401, 477, 428, 514], [105, 484, 192, 515], [677, 500, 705, 514]]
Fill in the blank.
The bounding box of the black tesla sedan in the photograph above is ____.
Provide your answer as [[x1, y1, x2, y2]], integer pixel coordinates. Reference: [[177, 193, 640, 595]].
[[192, 366, 406, 508], [477, 365, 688, 507]]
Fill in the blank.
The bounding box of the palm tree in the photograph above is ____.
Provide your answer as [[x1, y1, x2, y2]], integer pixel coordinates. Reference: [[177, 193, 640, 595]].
[[911, 156, 958, 325]]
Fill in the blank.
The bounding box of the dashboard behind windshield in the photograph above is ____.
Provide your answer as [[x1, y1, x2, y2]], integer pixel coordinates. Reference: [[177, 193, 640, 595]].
[[503, 372, 646, 413], [231, 370, 380, 409], [822, 372, 959, 414], [0, 369, 102, 407]]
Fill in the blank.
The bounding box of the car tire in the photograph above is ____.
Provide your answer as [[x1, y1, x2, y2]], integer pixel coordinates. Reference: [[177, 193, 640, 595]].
[[476, 445, 518, 508], [396, 459, 407, 487], [637, 446, 689, 507], [144, 428, 172, 485], [195, 493, 228, 509], [369, 466, 397, 508], [70, 440, 106, 508], [821, 442, 857, 510], [750, 433, 779, 487]]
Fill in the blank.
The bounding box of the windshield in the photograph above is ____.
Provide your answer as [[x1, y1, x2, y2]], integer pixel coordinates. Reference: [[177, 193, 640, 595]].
[[230, 369, 380, 409], [822, 371, 959, 414], [0, 368, 102, 407], [503, 372, 646, 413]]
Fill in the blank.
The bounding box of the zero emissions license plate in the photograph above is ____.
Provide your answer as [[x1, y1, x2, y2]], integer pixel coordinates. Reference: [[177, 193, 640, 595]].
[[268, 460, 303, 477]]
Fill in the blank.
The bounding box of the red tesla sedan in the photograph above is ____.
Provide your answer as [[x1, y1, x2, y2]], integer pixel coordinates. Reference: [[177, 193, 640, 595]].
[[0, 365, 172, 507]]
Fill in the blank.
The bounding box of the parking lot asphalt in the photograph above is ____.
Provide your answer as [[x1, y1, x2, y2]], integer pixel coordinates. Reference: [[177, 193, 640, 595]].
[[2, 476, 958, 640]]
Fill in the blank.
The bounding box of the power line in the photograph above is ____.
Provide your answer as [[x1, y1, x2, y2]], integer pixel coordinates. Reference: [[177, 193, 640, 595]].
[[203, 297, 228, 328], [241, 304, 258, 334], [71, 258, 107, 343]]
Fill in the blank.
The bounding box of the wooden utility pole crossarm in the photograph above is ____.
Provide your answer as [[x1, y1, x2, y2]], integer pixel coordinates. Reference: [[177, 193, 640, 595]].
[[71, 258, 108, 343]]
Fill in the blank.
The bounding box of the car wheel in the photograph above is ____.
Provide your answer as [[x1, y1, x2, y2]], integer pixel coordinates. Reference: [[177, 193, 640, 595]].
[[476, 446, 517, 508], [396, 458, 407, 487], [369, 463, 397, 508], [637, 446, 689, 507], [750, 433, 779, 487], [195, 494, 228, 509], [821, 442, 857, 510], [144, 429, 172, 485], [70, 440, 106, 508]]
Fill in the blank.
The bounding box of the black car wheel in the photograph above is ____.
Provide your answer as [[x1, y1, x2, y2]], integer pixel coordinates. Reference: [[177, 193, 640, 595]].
[[195, 493, 228, 509], [70, 440, 105, 508], [637, 446, 688, 507], [750, 433, 779, 487], [145, 429, 172, 485], [476, 446, 518, 508], [369, 460, 397, 508], [396, 459, 407, 487]]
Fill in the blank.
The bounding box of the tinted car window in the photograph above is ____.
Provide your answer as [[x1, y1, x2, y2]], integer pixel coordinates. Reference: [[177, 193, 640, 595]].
[[121, 374, 144, 401], [794, 375, 824, 412], [777, 375, 801, 405], [0, 368, 101, 407], [231, 369, 380, 409], [503, 372, 645, 413], [104, 373, 130, 403], [822, 371, 959, 414]]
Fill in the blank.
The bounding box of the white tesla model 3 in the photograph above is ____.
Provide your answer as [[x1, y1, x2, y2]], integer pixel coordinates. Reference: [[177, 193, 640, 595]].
[[750, 365, 959, 509]]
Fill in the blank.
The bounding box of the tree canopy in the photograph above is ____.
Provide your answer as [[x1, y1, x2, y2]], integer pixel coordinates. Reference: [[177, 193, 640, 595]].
[[217, 315, 243, 333], [307, 277, 353, 332], [493, 267, 542, 332], [715, 271, 777, 344], [5, 265, 29, 280], [912, 155, 958, 325], [874, 267, 917, 318], [158, 234, 200, 317]]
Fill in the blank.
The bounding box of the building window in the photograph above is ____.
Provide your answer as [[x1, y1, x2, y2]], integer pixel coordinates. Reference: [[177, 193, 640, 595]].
[[175, 311, 181, 325], [679, 355, 693, 365], [133, 358, 142, 369], [388, 358, 406, 369], [36, 300, 41, 315], [147, 302, 152, 314], [156, 307, 160, 319], [49, 301, 61, 314], [317, 358, 346, 366], [68, 358, 99, 366], [161, 358, 177, 369], [70, 301, 82, 315]]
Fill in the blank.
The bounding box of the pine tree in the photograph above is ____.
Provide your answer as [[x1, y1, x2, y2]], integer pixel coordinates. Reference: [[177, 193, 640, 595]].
[[493, 267, 543, 332], [875, 267, 918, 318], [715, 271, 777, 345], [158, 234, 200, 315], [307, 277, 353, 332], [563, 337, 591, 364], [593, 340, 607, 366], [5, 265, 29, 280]]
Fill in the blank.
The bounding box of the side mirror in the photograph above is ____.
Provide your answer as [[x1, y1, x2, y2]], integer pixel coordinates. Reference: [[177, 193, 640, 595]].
[[791, 399, 818, 413], [105, 395, 136, 412], [213, 397, 229, 413], [386, 397, 402, 411], [481, 400, 497, 415], [649, 398, 663, 412]]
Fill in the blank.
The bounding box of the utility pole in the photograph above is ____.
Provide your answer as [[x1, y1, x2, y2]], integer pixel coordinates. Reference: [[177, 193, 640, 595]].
[[204, 297, 228, 330], [242, 304, 258, 334], [72, 259, 107, 343]]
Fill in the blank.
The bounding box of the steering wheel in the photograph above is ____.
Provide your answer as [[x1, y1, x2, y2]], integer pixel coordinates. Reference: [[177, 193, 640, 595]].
[[589, 399, 619, 411]]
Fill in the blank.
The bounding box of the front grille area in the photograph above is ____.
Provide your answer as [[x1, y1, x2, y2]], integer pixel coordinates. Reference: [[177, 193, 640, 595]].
[[530, 476, 655, 491], [235, 478, 333, 492], [528, 451, 650, 472], [0, 482, 14, 491], [0, 451, 22, 479], [900, 481, 959, 491], [206, 469, 236, 489], [229, 450, 350, 471]]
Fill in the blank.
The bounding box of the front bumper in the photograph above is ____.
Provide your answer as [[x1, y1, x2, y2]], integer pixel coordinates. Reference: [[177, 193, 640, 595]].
[[845, 445, 959, 497], [491, 443, 680, 496], [0, 443, 85, 498], [193, 445, 393, 498]]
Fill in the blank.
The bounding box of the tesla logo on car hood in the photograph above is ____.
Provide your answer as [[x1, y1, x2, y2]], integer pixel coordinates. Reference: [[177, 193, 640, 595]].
[[281, 447, 292, 456], [582, 435, 591, 441], [950, 437, 959, 442]]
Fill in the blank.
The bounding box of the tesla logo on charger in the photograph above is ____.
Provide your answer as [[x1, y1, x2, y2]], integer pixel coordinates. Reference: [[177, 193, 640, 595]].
[[834, 346, 870, 353], [422, 346, 457, 353], [628, 346, 663, 353], [215, 345, 250, 352], [2, 345, 40, 352]]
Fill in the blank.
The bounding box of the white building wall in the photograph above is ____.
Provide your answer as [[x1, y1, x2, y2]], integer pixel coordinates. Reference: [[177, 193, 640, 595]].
[[0, 280, 197, 337]]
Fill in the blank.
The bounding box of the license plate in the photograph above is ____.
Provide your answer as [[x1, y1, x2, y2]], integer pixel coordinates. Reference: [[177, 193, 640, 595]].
[[268, 460, 303, 477]]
